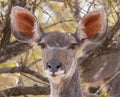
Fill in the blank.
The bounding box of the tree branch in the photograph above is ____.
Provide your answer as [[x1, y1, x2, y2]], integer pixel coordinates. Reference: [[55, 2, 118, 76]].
[[98, 46, 120, 55], [0, 85, 50, 96], [0, 41, 32, 63], [0, 0, 13, 35], [73, 0, 81, 21], [0, 66, 49, 83], [0, 85, 99, 97]]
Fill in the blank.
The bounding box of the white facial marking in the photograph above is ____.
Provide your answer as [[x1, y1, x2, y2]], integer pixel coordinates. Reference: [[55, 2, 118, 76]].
[[47, 46, 66, 50], [55, 70, 65, 75], [45, 70, 53, 75], [45, 69, 65, 76], [45, 69, 65, 84], [65, 58, 77, 78]]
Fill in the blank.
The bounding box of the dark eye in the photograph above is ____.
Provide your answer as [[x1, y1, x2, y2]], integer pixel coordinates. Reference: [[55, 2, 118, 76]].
[[68, 43, 79, 50], [38, 43, 46, 49], [80, 38, 86, 43]]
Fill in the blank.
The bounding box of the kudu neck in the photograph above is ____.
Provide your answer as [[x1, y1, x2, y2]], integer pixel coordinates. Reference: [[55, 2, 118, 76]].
[[50, 67, 84, 97]]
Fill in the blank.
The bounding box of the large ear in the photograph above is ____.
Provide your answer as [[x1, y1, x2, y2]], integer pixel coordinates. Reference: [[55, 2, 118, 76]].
[[11, 6, 44, 43], [76, 9, 107, 42]]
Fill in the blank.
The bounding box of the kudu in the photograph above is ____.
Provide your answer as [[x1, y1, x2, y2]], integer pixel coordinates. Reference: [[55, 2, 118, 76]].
[[80, 52, 120, 97], [10, 6, 107, 97]]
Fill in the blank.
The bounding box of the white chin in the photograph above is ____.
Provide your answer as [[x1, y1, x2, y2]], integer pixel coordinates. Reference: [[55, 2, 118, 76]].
[[55, 70, 65, 75], [45, 70, 65, 76], [45, 70, 65, 84]]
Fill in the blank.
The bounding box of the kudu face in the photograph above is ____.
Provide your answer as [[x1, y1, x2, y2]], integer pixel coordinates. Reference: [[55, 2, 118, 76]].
[[11, 6, 107, 82], [39, 32, 78, 79]]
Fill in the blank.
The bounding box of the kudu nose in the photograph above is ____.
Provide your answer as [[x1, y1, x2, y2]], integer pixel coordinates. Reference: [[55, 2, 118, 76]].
[[47, 62, 62, 73]]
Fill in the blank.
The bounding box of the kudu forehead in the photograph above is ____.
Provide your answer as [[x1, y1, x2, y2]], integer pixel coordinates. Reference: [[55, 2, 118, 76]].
[[40, 32, 77, 47]]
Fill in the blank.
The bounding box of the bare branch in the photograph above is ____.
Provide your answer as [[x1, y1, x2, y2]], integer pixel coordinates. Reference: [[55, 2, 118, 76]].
[[0, 85, 50, 96], [0, 66, 49, 83], [0, 0, 12, 35], [98, 46, 120, 55], [73, 0, 81, 21], [0, 41, 32, 63], [44, 19, 75, 29], [95, 71, 120, 95], [0, 0, 13, 49]]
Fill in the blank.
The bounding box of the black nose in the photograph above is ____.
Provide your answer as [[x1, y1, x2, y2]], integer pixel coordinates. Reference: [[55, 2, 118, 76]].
[[47, 62, 62, 73]]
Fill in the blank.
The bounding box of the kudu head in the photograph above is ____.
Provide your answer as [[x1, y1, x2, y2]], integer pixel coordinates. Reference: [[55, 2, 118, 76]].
[[11, 6, 106, 83]]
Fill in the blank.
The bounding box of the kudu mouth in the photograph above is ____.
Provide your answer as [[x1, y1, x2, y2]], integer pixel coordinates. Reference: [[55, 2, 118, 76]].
[[45, 61, 65, 77]]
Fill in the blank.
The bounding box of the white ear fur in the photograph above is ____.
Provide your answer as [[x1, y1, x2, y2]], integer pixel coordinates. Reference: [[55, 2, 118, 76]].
[[11, 6, 43, 43], [77, 21, 87, 41], [33, 21, 42, 41]]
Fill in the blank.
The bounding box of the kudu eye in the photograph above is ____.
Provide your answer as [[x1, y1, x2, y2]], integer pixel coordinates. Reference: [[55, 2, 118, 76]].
[[68, 43, 79, 50], [38, 43, 47, 49]]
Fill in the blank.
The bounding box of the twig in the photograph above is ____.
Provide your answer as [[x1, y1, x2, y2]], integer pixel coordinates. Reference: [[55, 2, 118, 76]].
[[27, 58, 42, 68], [87, 0, 96, 13], [37, 5, 55, 24], [0, 66, 49, 83], [44, 19, 75, 29], [95, 71, 120, 94], [31, 0, 37, 13], [21, 73, 49, 85]]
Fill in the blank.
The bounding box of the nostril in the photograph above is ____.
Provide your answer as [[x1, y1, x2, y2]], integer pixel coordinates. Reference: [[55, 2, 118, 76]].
[[57, 62, 62, 69], [47, 62, 62, 71], [47, 63, 52, 69], [57, 65, 61, 69], [48, 65, 51, 69]]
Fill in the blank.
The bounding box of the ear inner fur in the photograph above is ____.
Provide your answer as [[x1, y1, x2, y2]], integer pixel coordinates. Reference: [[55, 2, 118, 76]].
[[14, 12, 35, 37], [82, 10, 106, 39]]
